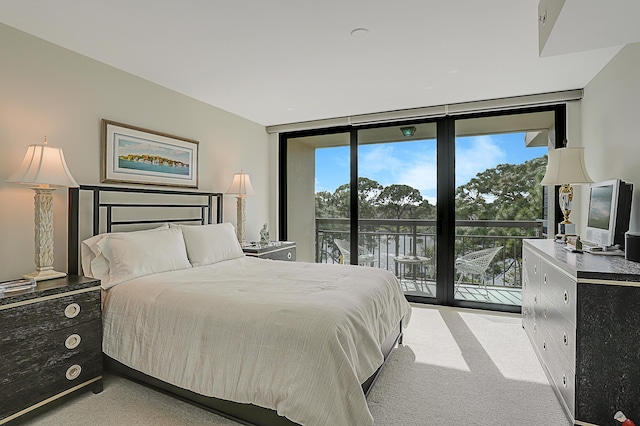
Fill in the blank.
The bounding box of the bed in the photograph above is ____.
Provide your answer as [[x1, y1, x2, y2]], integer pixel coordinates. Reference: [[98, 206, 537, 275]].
[[67, 185, 411, 426]]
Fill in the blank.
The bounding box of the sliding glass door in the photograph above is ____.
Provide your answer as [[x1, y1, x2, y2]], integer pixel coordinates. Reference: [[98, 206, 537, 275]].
[[357, 123, 437, 300], [280, 105, 564, 312], [453, 111, 553, 307]]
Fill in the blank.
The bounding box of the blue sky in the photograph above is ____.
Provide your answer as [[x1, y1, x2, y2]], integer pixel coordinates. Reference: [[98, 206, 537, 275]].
[[315, 132, 547, 205]]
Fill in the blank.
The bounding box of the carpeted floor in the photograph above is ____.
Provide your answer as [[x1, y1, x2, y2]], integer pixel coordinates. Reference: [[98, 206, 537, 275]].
[[23, 304, 570, 425]]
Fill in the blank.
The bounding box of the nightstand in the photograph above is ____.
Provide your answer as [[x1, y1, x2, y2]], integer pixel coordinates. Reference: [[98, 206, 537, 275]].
[[0, 275, 103, 424], [242, 241, 296, 261]]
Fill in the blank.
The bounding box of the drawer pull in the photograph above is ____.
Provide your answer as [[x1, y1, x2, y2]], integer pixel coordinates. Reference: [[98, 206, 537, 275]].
[[563, 332, 568, 346], [533, 323, 537, 333], [543, 273, 547, 284], [533, 295, 537, 304], [543, 340, 547, 351], [65, 334, 82, 350], [563, 291, 569, 304], [287, 252, 292, 260], [534, 264, 537, 274], [543, 308, 547, 318], [65, 364, 82, 381], [64, 303, 81, 319], [562, 374, 567, 387]]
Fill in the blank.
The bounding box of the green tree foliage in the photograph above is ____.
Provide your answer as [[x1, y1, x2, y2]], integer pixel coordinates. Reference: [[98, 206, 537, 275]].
[[455, 155, 547, 221], [376, 184, 423, 219], [315, 155, 545, 221], [320, 177, 384, 219], [315, 156, 546, 281]]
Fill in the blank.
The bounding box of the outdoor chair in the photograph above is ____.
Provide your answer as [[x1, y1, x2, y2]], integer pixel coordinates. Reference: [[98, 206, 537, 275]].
[[334, 239, 376, 266], [454, 246, 503, 300]]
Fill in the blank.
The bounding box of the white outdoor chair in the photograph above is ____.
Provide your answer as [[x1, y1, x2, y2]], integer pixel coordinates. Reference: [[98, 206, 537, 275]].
[[454, 246, 503, 300], [334, 239, 376, 266]]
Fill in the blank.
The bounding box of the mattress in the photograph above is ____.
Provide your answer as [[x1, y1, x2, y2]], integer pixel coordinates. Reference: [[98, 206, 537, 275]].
[[102, 256, 411, 426]]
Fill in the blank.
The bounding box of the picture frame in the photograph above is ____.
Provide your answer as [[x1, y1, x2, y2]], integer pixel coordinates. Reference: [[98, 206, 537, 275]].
[[101, 119, 199, 188]]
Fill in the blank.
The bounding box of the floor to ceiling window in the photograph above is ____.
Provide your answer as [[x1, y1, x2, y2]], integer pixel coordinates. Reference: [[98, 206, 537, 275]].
[[279, 105, 565, 313], [356, 123, 437, 300], [452, 111, 553, 308]]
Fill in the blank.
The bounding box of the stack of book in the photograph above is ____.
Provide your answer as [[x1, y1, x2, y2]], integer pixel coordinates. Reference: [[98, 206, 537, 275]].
[[0, 278, 36, 296]]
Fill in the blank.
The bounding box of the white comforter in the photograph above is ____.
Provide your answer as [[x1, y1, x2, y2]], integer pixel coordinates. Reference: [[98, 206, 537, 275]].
[[102, 256, 411, 426]]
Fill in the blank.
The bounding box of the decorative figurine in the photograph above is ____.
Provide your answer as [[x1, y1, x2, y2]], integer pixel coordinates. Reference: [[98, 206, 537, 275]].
[[260, 223, 270, 244], [615, 411, 636, 426]]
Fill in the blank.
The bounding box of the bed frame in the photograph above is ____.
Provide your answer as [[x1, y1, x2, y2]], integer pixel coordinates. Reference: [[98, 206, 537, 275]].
[[67, 184, 403, 426]]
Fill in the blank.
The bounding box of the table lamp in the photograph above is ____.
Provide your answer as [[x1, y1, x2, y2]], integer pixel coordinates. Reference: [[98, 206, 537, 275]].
[[6, 137, 79, 280], [540, 140, 593, 238], [225, 170, 255, 245]]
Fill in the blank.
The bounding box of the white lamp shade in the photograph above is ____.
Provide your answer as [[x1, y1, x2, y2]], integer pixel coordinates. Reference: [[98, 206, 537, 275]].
[[540, 147, 593, 185], [226, 172, 255, 196], [6, 144, 79, 188]]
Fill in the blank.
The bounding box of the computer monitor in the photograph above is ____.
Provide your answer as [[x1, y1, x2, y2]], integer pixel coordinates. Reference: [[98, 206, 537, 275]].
[[584, 179, 633, 249]]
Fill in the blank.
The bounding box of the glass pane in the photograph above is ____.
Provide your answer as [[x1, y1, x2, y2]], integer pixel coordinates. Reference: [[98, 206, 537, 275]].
[[454, 112, 552, 305], [357, 123, 437, 299], [288, 132, 351, 264]]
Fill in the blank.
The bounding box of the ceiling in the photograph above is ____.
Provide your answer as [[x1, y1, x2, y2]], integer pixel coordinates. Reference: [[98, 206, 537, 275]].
[[1, 1, 639, 127]]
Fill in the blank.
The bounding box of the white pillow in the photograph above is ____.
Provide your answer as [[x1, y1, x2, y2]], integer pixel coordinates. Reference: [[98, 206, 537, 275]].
[[81, 224, 169, 278], [171, 222, 244, 267], [96, 227, 191, 288]]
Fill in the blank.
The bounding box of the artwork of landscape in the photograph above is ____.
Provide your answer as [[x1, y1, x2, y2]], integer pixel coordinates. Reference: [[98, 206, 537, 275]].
[[115, 136, 191, 177]]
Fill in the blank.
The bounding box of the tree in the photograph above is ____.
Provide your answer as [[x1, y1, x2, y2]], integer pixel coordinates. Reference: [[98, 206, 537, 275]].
[[376, 184, 423, 219], [455, 155, 546, 221]]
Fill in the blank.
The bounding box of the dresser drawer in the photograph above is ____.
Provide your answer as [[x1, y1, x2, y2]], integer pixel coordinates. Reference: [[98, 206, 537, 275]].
[[543, 330, 576, 419], [522, 246, 541, 294], [540, 259, 576, 326], [0, 289, 100, 343], [0, 319, 101, 386], [0, 350, 102, 420], [540, 295, 576, 367]]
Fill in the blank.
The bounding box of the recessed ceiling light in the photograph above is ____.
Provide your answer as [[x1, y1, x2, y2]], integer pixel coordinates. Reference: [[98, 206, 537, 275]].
[[287, 107, 295, 111], [350, 28, 369, 38], [448, 69, 459, 74], [424, 86, 434, 90]]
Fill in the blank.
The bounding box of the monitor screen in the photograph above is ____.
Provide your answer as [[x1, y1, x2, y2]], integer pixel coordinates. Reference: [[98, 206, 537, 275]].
[[587, 185, 614, 230]]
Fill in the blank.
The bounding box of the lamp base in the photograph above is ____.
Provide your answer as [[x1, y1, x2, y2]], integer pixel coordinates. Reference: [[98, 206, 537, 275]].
[[22, 269, 67, 281], [555, 223, 577, 242]]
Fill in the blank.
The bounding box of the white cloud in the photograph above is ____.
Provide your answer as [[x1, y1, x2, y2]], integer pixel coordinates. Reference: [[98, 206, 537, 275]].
[[323, 135, 506, 198], [358, 144, 404, 182], [455, 135, 506, 186], [398, 156, 437, 194]]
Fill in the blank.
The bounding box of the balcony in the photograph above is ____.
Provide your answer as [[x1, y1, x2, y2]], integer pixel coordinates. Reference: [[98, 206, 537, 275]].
[[315, 218, 543, 305]]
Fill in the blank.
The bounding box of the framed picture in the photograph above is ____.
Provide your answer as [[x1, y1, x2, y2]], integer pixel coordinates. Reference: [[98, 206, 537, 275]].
[[101, 119, 199, 188]]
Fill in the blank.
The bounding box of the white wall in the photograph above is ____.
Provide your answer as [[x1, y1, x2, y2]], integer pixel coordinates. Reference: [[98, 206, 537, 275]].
[[579, 42, 640, 235], [0, 23, 270, 281]]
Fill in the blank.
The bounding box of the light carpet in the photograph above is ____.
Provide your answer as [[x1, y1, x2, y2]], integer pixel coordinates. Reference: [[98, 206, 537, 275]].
[[23, 304, 569, 426]]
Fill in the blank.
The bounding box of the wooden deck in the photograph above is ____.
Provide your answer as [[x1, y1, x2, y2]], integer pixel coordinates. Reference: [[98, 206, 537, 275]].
[[401, 279, 522, 305]]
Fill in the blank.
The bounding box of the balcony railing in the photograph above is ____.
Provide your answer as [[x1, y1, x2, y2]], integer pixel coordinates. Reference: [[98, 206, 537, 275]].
[[315, 218, 543, 290]]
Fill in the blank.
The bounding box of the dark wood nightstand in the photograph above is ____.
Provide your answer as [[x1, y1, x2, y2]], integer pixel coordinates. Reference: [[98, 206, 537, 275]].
[[242, 241, 296, 261], [0, 275, 103, 424]]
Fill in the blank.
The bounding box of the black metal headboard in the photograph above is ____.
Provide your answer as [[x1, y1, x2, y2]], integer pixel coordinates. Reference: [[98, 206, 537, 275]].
[[67, 185, 224, 275]]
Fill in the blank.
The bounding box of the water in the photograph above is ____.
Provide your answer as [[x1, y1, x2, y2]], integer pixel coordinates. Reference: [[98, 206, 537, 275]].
[[118, 159, 190, 176]]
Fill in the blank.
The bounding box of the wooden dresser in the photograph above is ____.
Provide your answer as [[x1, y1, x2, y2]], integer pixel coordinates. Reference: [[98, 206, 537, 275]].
[[522, 239, 640, 426], [0, 276, 103, 424]]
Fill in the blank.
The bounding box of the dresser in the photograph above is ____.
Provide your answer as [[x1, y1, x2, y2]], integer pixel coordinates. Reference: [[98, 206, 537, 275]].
[[242, 241, 296, 261], [522, 239, 640, 426], [0, 276, 103, 424]]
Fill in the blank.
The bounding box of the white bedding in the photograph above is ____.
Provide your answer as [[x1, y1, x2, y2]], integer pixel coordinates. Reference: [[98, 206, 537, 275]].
[[102, 256, 411, 426]]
